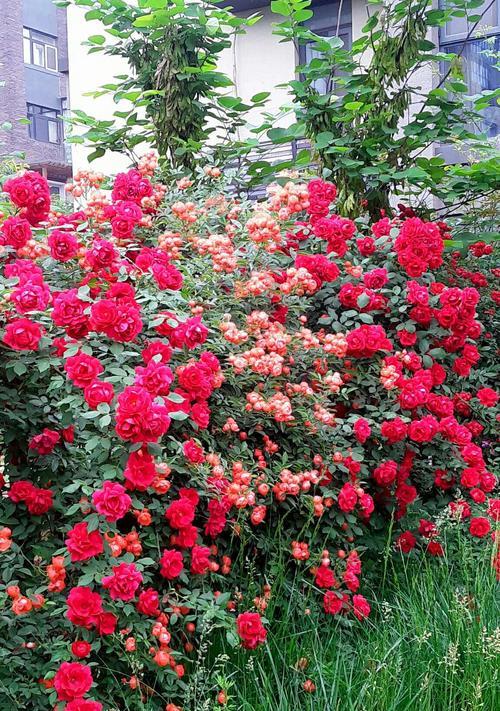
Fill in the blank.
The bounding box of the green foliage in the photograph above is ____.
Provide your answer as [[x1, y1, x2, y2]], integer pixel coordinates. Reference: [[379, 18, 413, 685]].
[[257, 0, 500, 218]]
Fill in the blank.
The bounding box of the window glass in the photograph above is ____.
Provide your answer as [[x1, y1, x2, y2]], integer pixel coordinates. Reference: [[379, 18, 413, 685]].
[[298, 1, 352, 94], [46, 45, 58, 71], [23, 37, 31, 63], [443, 35, 500, 137], [48, 120, 59, 144], [439, 1, 500, 136], [32, 42, 45, 67], [27, 104, 63, 144]]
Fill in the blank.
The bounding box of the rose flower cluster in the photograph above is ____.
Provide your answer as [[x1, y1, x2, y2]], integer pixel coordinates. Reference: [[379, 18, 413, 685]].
[[0, 165, 497, 709]]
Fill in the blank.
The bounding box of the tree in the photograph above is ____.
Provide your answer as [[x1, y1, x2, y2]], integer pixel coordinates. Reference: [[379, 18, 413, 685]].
[[66, 0, 266, 169], [254, 0, 500, 218]]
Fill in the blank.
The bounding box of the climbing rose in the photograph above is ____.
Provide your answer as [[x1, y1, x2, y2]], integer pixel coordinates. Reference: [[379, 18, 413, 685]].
[[236, 612, 267, 649], [102, 562, 143, 601], [53, 661, 93, 701], [3, 318, 43, 350]]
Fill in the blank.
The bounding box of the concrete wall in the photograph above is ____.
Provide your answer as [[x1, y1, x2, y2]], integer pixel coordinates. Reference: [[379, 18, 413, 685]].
[[23, 0, 58, 35]]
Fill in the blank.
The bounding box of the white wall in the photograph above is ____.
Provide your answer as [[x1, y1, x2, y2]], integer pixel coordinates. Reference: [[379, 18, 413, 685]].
[[67, 5, 134, 174], [218, 6, 296, 136]]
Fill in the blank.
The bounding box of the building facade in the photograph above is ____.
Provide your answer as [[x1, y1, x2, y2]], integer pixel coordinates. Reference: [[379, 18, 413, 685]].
[[0, 0, 71, 195]]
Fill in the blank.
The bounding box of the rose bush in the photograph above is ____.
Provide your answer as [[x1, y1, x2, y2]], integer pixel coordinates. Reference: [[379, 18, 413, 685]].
[[0, 160, 498, 709]]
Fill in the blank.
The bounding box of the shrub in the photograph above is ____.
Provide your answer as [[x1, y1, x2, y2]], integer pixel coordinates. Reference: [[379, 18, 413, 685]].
[[0, 160, 497, 709]]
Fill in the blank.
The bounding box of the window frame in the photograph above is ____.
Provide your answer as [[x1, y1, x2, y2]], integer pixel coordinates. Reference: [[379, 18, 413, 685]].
[[27, 103, 63, 145], [23, 27, 58, 72]]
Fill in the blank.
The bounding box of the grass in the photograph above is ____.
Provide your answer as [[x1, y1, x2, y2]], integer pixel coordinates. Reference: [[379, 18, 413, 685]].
[[190, 536, 499, 711]]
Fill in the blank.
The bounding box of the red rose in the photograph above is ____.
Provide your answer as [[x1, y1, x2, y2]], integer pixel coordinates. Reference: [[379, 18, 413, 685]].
[[93, 481, 131, 522], [398, 329, 417, 347], [476, 388, 498, 407], [171, 524, 198, 549], [136, 587, 160, 616], [152, 262, 183, 291], [141, 403, 170, 441], [96, 611, 117, 636], [117, 385, 152, 415], [190, 545, 211, 575], [190, 401, 211, 429], [86, 238, 118, 271], [65, 352, 103, 388], [66, 586, 103, 628], [71, 640, 92, 659], [102, 562, 143, 601], [183, 439, 205, 464], [460, 467, 481, 489], [236, 612, 267, 649], [177, 363, 213, 399], [356, 236, 376, 255], [8, 480, 36, 503], [123, 448, 156, 491], [141, 340, 172, 364], [363, 267, 388, 289], [26, 488, 53, 515], [111, 215, 135, 239], [0, 216, 32, 249], [359, 493, 374, 518], [61, 425, 75, 443], [66, 522, 104, 562], [66, 700, 103, 711], [112, 169, 152, 204], [373, 460, 398, 486], [469, 517, 491, 538], [29, 428, 60, 455], [4, 175, 34, 206], [134, 360, 173, 396], [352, 594, 371, 620], [48, 229, 79, 261], [84, 380, 115, 409], [408, 416, 438, 443], [323, 591, 344, 615], [11, 281, 50, 314], [52, 289, 88, 337], [380, 418, 408, 443], [315, 565, 336, 588], [353, 418, 371, 444], [54, 661, 93, 701], [396, 531, 416, 553], [170, 316, 208, 349], [3, 318, 43, 350], [338, 482, 357, 512], [89, 299, 118, 332], [165, 498, 196, 529], [159, 549, 184, 579], [427, 541, 444, 556]]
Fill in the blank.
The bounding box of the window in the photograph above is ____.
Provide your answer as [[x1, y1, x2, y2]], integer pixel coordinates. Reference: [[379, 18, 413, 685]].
[[298, 0, 352, 93], [23, 28, 58, 71], [439, 1, 500, 136], [27, 104, 63, 144], [48, 181, 67, 199]]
